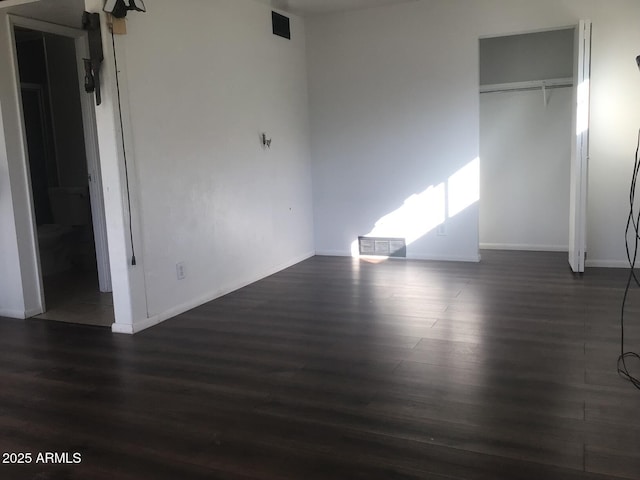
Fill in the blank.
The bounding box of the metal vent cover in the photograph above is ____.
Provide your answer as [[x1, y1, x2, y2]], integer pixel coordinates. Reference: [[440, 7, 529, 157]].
[[272, 11, 291, 39], [358, 237, 406, 257]]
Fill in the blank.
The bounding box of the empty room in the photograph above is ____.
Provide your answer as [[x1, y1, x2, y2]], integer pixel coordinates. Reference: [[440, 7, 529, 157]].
[[1, 0, 640, 478]]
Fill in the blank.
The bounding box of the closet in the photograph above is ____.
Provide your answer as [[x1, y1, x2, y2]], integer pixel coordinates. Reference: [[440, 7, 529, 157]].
[[479, 28, 575, 252]]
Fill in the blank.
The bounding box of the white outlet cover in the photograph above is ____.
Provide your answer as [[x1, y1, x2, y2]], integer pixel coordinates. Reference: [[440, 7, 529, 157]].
[[176, 262, 186, 280]]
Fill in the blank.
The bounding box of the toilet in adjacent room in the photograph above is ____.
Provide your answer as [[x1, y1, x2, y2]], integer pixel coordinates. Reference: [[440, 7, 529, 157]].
[[37, 187, 91, 276]]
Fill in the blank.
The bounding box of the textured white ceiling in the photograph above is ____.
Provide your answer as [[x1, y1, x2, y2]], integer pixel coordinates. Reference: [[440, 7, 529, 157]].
[[254, 0, 419, 17]]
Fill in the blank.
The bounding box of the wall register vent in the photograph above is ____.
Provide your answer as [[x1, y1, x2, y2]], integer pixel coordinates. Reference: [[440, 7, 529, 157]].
[[358, 237, 406, 257], [272, 11, 291, 39]]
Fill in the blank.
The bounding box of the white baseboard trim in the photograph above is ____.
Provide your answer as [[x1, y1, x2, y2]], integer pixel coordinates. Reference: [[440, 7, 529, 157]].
[[112, 251, 316, 335], [315, 250, 351, 257], [315, 250, 481, 263], [25, 307, 43, 318], [111, 322, 135, 334], [480, 243, 568, 252], [585, 259, 629, 268], [0, 309, 26, 319], [409, 253, 481, 263]]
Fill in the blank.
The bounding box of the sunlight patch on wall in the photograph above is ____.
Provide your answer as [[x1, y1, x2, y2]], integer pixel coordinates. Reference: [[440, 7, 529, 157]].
[[351, 157, 481, 259], [448, 157, 480, 218], [370, 183, 446, 243], [351, 183, 446, 258]]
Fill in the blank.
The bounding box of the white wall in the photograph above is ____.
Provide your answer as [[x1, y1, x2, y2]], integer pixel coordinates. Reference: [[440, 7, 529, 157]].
[[115, 0, 314, 324], [307, 0, 640, 267], [480, 88, 572, 250], [307, 1, 481, 261]]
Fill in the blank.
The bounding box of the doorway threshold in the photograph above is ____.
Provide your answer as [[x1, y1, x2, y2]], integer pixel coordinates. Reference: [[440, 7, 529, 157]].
[[34, 270, 114, 327]]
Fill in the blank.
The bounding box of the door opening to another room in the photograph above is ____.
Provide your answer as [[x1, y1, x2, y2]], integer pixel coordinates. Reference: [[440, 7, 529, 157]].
[[13, 23, 114, 327]]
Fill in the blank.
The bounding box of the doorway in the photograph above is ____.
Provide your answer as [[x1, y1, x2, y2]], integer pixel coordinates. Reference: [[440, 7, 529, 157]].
[[13, 22, 114, 327], [478, 27, 583, 265]]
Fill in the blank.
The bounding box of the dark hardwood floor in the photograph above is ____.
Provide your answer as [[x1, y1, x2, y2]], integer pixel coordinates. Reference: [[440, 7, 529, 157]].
[[1, 250, 640, 479]]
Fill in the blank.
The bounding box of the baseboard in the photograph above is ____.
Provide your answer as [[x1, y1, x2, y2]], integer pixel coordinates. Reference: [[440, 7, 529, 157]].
[[112, 251, 316, 335], [315, 249, 351, 257], [112, 315, 161, 334], [481, 243, 568, 252], [585, 259, 629, 268], [409, 253, 481, 263], [0, 309, 26, 319], [315, 250, 481, 263], [111, 322, 135, 334], [25, 307, 43, 318]]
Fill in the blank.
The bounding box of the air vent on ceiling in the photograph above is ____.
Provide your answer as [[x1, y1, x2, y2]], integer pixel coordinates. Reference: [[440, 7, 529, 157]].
[[358, 237, 407, 258]]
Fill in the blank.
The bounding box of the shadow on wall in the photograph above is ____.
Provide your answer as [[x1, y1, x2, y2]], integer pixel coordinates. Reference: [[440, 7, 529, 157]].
[[351, 157, 480, 257]]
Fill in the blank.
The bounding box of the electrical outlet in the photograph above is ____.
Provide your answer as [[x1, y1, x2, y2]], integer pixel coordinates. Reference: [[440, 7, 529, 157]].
[[437, 224, 447, 236], [176, 262, 186, 280]]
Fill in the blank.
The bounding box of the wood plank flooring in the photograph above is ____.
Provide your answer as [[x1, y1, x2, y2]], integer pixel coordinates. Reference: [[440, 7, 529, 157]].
[[1, 250, 639, 479]]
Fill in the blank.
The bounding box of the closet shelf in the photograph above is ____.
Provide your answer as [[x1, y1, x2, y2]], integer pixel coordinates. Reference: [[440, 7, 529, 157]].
[[480, 77, 574, 94]]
